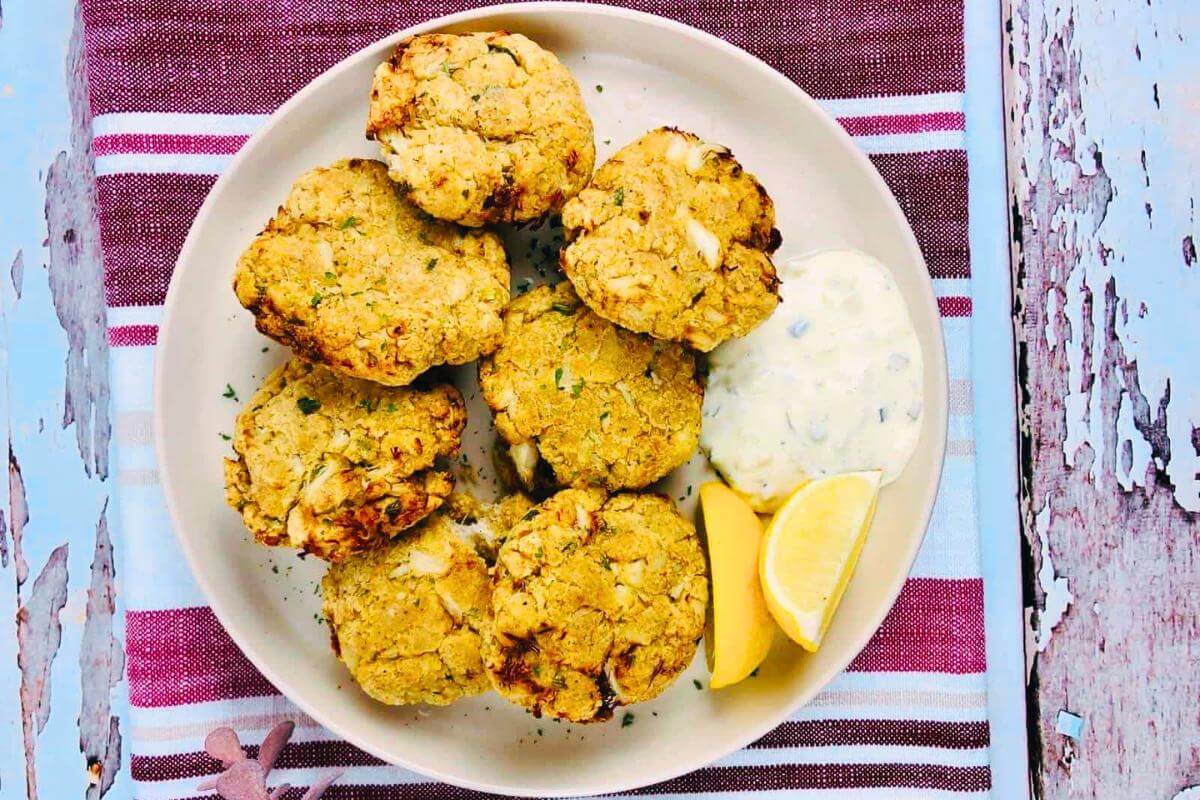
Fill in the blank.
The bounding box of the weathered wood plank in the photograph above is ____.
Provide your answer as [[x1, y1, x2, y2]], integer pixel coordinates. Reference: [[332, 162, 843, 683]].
[[1003, 0, 1200, 796], [0, 0, 127, 797]]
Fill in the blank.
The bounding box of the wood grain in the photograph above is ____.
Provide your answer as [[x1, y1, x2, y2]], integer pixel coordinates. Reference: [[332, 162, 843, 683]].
[[1003, 0, 1200, 796]]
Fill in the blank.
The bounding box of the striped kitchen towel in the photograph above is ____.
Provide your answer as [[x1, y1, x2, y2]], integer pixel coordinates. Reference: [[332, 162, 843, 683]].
[[83, 0, 989, 797]]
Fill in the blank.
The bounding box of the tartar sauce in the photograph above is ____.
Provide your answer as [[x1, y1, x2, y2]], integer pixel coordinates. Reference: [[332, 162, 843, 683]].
[[700, 249, 924, 512]]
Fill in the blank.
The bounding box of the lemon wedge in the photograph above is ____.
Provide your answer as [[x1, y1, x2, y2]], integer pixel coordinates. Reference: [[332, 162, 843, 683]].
[[699, 483, 775, 688], [760, 471, 882, 651]]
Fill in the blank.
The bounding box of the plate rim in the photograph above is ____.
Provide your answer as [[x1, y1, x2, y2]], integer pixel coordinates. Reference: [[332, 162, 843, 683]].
[[153, 3, 949, 795]]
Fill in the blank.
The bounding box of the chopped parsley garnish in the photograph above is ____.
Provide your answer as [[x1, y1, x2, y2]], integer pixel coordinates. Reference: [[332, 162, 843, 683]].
[[599, 553, 613, 571], [385, 401, 398, 412], [358, 397, 378, 412], [599, 410, 610, 424], [612, 187, 624, 206], [471, 93, 481, 101], [296, 396, 321, 415], [595, 84, 604, 93], [693, 679, 703, 690], [323, 271, 336, 280], [621, 712, 634, 727], [222, 384, 238, 401], [338, 216, 359, 229], [550, 301, 574, 314], [603, 139, 611, 145], [218, 432, 232, 441], [522, 508, 539, 521], [554, 366, 565, 390], [426, 257, 438, 271], [571, 378, 585, 397]]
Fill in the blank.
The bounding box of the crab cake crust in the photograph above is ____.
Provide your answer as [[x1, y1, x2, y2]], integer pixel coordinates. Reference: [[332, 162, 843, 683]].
[[223, 359, 466, 561], [367, 32, 594, 226], [321, 511, 492, 705], [479, 283, 702, 491], [486, 489, 708, 722], [560, 128, 781, 351], [233, 159, 509, 386]]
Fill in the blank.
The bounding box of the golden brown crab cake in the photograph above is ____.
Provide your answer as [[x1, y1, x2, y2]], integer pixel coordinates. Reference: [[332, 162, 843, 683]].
[[486, 488, 708, 723], [223, 358, 466, 561], [367, 32, 594, 226], [560, 127, 782, 351], [479, 283, 702, 491], [233, 158, 508, 386], [321, 510, 492, 705]]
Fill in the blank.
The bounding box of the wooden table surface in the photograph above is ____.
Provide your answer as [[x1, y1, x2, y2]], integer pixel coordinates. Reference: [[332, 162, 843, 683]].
[[0, 1, 1195, 798]]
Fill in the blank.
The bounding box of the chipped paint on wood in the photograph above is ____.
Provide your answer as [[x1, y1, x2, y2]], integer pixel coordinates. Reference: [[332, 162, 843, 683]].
[[10, 250, 23, 300], [44, 1, 109, 482], [0, 0, 128, 797], [9, 449, 29, 586], [1004, 0, 1200, 796], [78, 504, 122, 799], [17, 544, 70, 800]]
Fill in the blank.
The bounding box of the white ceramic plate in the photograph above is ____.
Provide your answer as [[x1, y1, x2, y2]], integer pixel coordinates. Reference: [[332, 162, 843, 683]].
[[155, 3, 948, 796]]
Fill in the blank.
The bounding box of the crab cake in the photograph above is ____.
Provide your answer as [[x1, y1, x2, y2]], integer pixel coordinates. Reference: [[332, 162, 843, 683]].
[[486, 489, 708, 722], [321, 509, 492, 705], [367, 32, 594, 226], [233, 158, 508, 386], [560, 128, 782, 351], [479, 283, 702, 491], [223, 358, 466, 561]]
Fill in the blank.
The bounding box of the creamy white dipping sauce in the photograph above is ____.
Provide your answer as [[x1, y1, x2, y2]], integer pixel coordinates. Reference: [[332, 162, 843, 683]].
[[700, 249, 924, 512]]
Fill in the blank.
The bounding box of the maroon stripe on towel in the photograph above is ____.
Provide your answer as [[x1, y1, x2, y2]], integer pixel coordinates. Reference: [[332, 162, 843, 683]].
[[82, 0, 964, 116], [96, 173, 214, 308], [752, 719, 991, 751], [169, 764, 991, 797], [849, 577, 986, 674], [871, 150, 971, 280]]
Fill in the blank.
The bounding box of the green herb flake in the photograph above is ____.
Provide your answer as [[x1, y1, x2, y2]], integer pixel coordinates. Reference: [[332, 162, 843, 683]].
[[222, 383, 239, 401], [218, 432, 232, 441], [554, 366, 564, 390], [750, 667, 760, 678], [338, 216, 359, 230], [595, 84, 604, 93], [550, 302, 574, 314], [297, 396, 321, 415], [693, 679, 703, 690], [603, 139, 611, 145], [522, 508, 539, 521], [310, 293, 323, 308], [426, 257, 439, 271], [612, 187, 625, 206], [621, 712, 634, 728], [599, 553, 613, 571], [599, 410, 610, 424], [386, 401, 398, 412], [571, 378, 585, 398], [358, 397, 378, 413]]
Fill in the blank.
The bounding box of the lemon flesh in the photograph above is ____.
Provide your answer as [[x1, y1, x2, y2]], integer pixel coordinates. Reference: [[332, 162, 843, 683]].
[[699, 482, 775, 689], [760, 471, 882, 652]]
